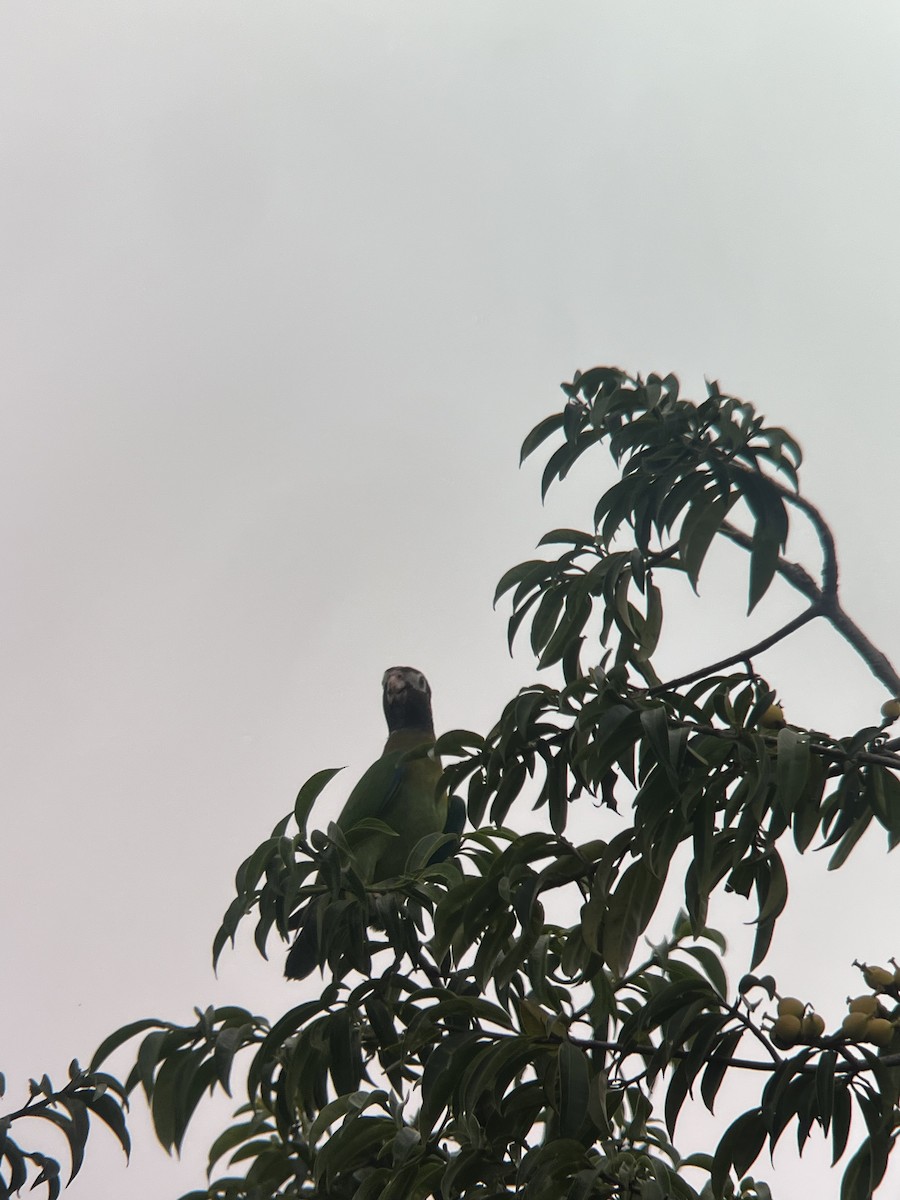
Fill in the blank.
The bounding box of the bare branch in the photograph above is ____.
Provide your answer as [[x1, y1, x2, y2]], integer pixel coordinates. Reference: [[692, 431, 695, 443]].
[[823, 598, 900, 696], [693, 519, 900, 695], [573, 1032, 900, 1079], [778, 485, 839, 599], [651, 606, 821, 695]]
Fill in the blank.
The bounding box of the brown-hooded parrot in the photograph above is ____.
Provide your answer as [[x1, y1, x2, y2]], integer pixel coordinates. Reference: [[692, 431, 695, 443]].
[[285, 666, 463, 980]]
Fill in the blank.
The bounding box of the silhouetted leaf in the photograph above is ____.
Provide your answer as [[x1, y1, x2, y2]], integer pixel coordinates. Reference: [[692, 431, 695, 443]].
[[294, 768, 343, 838], [603, 860, 665, 977]]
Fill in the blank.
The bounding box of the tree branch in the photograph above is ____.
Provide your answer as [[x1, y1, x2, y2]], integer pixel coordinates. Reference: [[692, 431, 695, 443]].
[[823, 599, 900, 696], [670, 517, 900, 695], [778, 484, 839, 599], [651, 606, 821, 695], [573, 1031, 900, 1079]]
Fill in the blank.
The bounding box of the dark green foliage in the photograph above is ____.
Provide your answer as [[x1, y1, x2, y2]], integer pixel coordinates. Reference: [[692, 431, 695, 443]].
[[8, 367, 900, 1199], [0, 1065, 129, 1200]]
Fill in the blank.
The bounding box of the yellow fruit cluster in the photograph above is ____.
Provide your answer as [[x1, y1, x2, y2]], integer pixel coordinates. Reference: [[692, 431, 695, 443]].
[[841, 995, 895, 1047], [771, 998, 825, 1048], [770, 965, 900, 1051]]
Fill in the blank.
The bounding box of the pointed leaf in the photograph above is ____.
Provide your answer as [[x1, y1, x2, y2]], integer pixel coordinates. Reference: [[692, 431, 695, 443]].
[[602, 859, 665, 977], [520, 413, 565, 464], [294, 768, 343, 838]]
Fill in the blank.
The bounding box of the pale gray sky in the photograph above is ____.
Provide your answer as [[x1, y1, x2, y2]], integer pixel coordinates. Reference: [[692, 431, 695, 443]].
[[2, 3, 899, 1196]]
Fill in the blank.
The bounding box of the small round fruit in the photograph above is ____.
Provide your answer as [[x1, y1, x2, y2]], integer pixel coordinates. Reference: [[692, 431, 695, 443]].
[[881, 699, 900, 721], [777, 997, 806, 1019], [760, 703, 785, 728], [865, 1018, 895, 1048], [862, 965, 895, 990], [772, 1014, 803, 1046], [849, 995, 880, 1016], [802, 1013, 826, 1039], [842, 1011, 872, 1039]]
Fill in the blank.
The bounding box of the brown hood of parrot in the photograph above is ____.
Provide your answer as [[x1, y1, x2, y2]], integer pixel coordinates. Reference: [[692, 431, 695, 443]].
[[382, 666, 434, 735]]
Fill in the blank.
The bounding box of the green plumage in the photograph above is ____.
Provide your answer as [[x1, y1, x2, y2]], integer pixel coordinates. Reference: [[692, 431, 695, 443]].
[[335, 726, 447, 881], [285, 666, 457, 980]]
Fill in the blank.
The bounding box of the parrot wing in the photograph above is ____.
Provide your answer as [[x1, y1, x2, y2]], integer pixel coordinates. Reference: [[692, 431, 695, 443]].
[[337, 741, 446, 881]]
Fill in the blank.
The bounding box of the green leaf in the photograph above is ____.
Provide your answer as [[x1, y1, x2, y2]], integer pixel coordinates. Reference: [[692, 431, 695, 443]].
[[557, 1040, 590, 1140], [640, 706, 675, 782], [747, 524, 782, 613], [815, 1050, 837, 1136], [313, 1116, 396, 1190], [83, 1090, 131, 1160], [520, 412, 565, 464], [680, 493, 734, 592], [211, 1025, 252, 1097], [494, 559, 550, 607], [23, 1104, 85, 1187], [665, 1014, 729, 1137], [712, 1108, 766, 1197], [827, 811, 872, 871], [700, 1028, 743, 1113], [577, 365, 627, 401], [434, 728, 486, 757], [750, 854, 787, 970], [792, 753, 828, 853], [832, 1082, 852, 1165], [2, 1137, 29, 1194], [206, 1116, 271, 1175], [419, 1033, 482, 1138], [537, 528, 595, 548], [294, 768, 343, 838], [868, 765, 900, 838], [775, 727, 810, 816], [602, 859, 665, 977], [541, 440, 578, 500], [246, 1001, 323, 1100], [89, 1019, 168, 1072], [149, 1049, 203, 1153], [530, 587, 566, 658], [841, 1133, 892, 1200]]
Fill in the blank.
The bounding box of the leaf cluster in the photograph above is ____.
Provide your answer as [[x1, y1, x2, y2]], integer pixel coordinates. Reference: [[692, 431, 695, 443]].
[[0, 1065, 129, 1200]]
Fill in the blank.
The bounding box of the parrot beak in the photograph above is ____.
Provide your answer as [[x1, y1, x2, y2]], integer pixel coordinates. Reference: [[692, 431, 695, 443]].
[[382, 666, 430, 700], [383, 669, 410, 700]]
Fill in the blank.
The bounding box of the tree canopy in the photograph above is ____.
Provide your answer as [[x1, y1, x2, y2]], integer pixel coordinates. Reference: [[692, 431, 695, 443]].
[[4, 366, 900, 1200]]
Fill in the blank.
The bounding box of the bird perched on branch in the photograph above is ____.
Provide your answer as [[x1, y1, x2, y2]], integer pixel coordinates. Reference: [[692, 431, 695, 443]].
[[285, 665, 461, 980]]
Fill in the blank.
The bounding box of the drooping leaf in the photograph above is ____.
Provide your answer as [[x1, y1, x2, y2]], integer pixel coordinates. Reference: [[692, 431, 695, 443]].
[[294, 768, 343, 838], [520, 412, 566, 465], [602, 859, 665, 977]]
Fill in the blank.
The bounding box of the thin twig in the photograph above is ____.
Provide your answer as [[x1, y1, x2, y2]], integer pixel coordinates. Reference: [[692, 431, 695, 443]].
[[651, 606, 821, 695], [571, 1032, 900, 1079], [659, 514, 900, 694], [778, 485, 839, 599]]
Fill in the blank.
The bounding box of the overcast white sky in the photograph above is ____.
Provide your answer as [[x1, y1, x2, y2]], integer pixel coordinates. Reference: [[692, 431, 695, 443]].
[[2, 3, 900, 1196]]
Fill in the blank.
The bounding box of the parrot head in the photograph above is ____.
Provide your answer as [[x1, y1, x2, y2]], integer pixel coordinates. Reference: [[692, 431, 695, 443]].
[[382, 666, 433, 734]]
